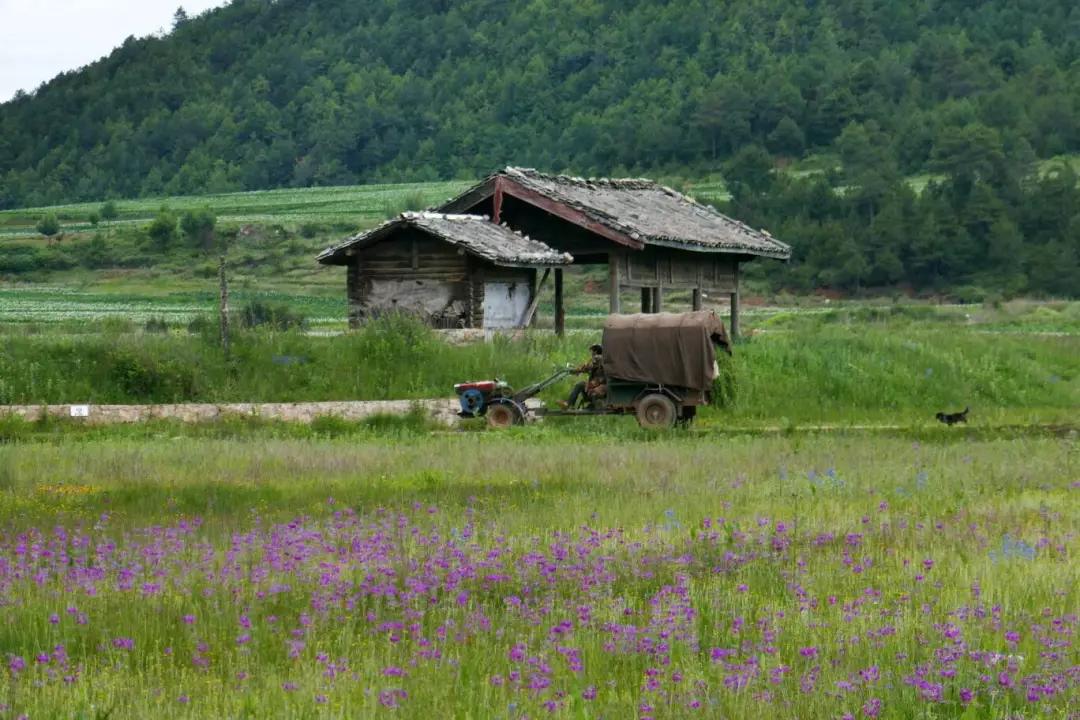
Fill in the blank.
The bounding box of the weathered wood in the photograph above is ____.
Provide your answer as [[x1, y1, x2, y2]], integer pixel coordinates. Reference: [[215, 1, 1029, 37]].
[[554, 269, 565, 336], [609, 253, 621, 313], [731, 262, 741, 339], [503, 180, 644, 250], [641, 287, 651, 313], [730, 292, 740, 339], [653, 286, 663, 313], [493, 176, 505, 224], [692, 287, 703, 311], [520, 268, 551, 327]]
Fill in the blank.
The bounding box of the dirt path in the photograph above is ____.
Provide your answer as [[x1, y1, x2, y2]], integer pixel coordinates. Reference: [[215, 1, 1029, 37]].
[[1, 399, 461, 426]]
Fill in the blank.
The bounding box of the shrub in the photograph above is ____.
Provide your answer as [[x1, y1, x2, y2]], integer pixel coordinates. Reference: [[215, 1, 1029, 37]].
[[238, 300, 307, 331], [147, 208, 178, 249], [180, 207, 216, 250], [100, 200, 119, 221], [143, 317, 170, 333], [36, 214, 61, 238]]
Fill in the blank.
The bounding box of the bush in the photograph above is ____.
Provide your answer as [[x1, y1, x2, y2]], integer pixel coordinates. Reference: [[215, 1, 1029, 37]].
[[105, 347, 198, 401], [81, 235, 112, 269], [147, 208, 178, 249], [100, 201, 119, 221], [299, 223, 322, 239], [180, 207, 216, 250], [144, 317, 170, 333], [711, 353, 737, 408], [952, 285, 988, 304], [36, 214, 60, 238], [238, 300, 307, 331]]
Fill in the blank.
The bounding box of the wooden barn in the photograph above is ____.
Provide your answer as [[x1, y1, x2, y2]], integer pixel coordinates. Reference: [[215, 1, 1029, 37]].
[[438, 167, 791, 337], [317, 212, 572, 329]]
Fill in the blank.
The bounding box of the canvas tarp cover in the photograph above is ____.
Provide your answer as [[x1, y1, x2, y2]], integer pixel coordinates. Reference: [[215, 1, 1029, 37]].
[[601, 311, 730, 391]]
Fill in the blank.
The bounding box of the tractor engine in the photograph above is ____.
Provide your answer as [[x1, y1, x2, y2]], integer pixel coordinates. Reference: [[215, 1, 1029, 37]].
[[453, 380, 510, 417]]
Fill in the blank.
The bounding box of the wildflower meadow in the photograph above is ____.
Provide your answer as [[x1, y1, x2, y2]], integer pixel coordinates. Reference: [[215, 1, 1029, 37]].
[[0, 433, 1075, 718]]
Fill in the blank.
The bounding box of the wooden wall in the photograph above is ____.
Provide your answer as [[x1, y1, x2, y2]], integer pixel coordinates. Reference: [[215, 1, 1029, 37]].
[[615, 247, 736, 292], [345, 228, 534, 329], [347, 228, 469, 328]]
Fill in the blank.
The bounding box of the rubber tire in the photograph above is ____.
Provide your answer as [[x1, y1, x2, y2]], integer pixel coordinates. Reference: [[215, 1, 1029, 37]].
[[486, 400, 525, 429], [636, 393, 677, 430]]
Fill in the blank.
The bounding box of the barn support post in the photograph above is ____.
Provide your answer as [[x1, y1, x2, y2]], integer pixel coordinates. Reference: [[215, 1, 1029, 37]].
[[554, 268, 565, 336], [730, 263, 741, 339], [640, 288, 651, 313], [520, 268, 551, 328], [692, 287, 703, 311], [653, 286, 663, 313], [608, 253, 621, 314], [730, 291, 740, 340]]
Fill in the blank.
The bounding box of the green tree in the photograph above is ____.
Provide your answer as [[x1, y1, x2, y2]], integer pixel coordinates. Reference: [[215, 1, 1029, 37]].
[[147, 208, 178, 250], [100, 201, 119, 222], [36, 214, 61, 238], [724, 145, 774, 196], [766, 116, 805, 157], [180, 207, 217, 250]]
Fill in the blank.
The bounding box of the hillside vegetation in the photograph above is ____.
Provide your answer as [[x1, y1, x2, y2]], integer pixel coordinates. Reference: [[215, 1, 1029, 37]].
[[1, 0, 1079, 295]]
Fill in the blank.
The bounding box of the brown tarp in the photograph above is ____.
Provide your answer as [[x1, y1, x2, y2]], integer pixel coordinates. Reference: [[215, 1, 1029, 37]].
[[601, 311, 730, 391]]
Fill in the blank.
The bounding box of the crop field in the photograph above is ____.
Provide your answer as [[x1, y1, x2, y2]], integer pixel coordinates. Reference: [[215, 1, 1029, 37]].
[[0, 430, 1076, 719], [0, 286, 345, 327], [0, 182, 470, 238]]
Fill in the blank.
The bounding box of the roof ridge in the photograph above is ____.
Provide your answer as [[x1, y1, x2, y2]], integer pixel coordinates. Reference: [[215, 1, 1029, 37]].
[[403, 211, 485, 221]]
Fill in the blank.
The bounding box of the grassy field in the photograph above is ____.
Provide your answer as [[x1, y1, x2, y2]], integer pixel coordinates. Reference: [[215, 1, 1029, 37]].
[[0, 432, 1075, 718], [0, 295, 1077, 718], [1, 305, 1078, 427]]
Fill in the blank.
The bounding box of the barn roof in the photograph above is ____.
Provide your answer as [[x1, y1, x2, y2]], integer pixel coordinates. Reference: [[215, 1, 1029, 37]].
[[440, 167, 791, 260], [316, 212, 573, 268]]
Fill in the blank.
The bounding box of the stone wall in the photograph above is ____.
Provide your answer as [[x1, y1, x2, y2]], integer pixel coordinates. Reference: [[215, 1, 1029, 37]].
[[1, 399, 461, 426]]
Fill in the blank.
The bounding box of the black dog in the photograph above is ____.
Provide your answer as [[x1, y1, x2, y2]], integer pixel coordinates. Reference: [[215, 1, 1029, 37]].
[[935, 407, 969, 425]]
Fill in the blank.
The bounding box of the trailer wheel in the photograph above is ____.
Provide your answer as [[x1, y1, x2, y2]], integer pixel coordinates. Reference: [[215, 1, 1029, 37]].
[[636, 393, 677, 430], [487, 399, 525, 428]]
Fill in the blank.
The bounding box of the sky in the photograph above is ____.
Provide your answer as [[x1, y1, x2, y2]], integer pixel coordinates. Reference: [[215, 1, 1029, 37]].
[[0, 0, 229, 102]]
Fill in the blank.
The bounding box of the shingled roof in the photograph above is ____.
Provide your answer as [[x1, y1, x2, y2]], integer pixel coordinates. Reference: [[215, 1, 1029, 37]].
[[440, 167, 791, 260], [316, 212, 573, 268]]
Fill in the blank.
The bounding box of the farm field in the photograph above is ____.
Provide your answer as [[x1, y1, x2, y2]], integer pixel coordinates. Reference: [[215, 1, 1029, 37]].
[[0, 432, 1076, 718], [0, 182, 471, 238]]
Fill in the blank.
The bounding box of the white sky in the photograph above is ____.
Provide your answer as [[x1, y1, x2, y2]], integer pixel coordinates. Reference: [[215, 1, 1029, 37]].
[[0, 0, 229, 102]]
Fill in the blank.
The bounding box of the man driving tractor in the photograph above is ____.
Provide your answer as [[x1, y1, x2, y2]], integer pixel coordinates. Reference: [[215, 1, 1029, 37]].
[[564, 343, 606, 408]]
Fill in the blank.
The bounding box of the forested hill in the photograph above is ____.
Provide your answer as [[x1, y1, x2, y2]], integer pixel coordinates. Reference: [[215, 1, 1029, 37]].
[[2, 0, 1080, 295], [2, 0, 1078, 205]]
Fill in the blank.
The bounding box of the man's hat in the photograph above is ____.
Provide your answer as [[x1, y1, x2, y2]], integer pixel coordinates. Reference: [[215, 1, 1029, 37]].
[[590, 344, 603, 354]]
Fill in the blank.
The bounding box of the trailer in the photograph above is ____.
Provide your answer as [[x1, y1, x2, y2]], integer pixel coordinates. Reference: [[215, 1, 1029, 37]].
[[454, 310, 731, 430]]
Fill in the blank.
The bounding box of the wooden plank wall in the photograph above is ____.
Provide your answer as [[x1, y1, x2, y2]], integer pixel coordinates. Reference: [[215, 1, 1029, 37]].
[[347, 230, 471, 328], [345, 230, 535, 329], [617, 247, 736, 293]]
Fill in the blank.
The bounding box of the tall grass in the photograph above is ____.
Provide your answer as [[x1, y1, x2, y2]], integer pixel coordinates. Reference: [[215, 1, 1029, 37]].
[[0, 435, 1075, 717], [0, 314, 1076, 424]]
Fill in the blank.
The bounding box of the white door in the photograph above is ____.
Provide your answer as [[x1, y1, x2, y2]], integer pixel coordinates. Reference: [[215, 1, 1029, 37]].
[[483, 281, 531, 328]]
